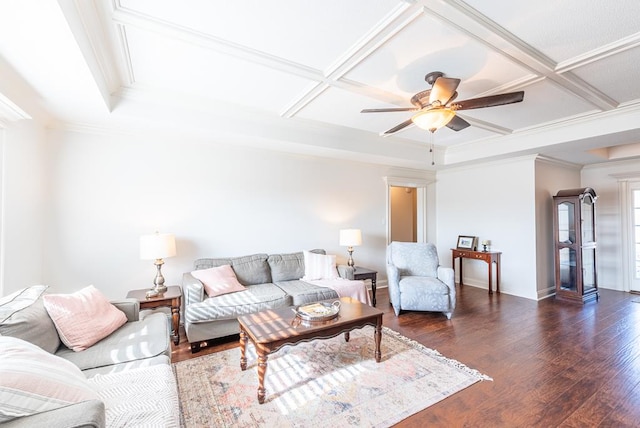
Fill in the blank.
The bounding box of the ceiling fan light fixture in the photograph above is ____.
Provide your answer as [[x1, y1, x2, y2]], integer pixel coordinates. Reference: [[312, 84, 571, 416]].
[[411, 108, 456, 131]]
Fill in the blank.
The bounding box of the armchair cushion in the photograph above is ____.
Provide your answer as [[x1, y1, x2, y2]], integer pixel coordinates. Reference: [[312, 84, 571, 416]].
[[389, 243, 439, 277]]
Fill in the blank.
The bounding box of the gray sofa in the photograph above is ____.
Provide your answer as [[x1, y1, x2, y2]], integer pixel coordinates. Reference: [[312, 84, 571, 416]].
[[183, 250, 355, 352], [0, 285, 178, 427]]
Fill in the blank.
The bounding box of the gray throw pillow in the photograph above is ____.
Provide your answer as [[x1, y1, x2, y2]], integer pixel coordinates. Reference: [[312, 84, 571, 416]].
[[0, 285, 61, 353]]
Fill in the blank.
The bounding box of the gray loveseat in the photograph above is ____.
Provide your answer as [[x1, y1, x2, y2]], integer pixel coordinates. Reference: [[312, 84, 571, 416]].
[[182, 250, 355, 352], [0, 285, 178, 427]]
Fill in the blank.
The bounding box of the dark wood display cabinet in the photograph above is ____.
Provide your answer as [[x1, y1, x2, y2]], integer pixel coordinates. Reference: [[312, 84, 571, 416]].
[[553, 187, 599, 303]]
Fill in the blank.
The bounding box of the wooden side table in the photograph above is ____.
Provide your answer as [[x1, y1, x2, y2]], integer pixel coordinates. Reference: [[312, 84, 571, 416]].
[[353, 267, 378, 306], [126, 285, 182, 345], [451, 249, 501, 294]]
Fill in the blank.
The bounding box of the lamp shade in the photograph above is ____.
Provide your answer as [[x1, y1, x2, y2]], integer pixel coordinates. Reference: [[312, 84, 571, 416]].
[[411, 108, 456, 131], [140, 232, 176, 260], [339, 229, 362, 247]]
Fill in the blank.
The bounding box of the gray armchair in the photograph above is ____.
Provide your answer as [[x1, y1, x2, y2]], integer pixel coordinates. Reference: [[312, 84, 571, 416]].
[[386, 242, 456, 319]]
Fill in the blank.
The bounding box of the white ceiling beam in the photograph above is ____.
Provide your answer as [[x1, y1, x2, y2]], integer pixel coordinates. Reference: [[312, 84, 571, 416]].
[[56, 0, 123, 112], [424, 0, 619, 111]]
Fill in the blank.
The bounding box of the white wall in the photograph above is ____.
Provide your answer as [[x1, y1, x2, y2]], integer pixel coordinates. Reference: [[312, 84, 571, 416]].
[[0, 121, 46, 295], [40, 128, 432, 299], [581, 159, 640, 291], [534, 158, 581, 298], [436, 156, 539, 299]]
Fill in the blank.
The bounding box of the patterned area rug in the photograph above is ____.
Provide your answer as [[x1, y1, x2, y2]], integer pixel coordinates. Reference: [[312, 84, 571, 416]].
[[173, 326, 491, 427]]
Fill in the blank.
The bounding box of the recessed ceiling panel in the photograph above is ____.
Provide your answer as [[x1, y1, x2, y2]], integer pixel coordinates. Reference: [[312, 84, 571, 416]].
[[119, 0, 402, 71], [571, 46, 640, 105], [461, 79, 598, 130], [125, 27, 315, 113], [295, 86, 413, 135], [345, 11, 532, 103], [462, 0, 640, 63]]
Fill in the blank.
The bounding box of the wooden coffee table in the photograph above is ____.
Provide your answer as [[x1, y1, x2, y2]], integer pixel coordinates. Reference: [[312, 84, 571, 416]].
[[238, 296, 383, 404]]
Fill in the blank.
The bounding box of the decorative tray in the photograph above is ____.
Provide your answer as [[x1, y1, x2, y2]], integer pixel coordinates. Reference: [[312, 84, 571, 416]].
[[293, 301, 341, 322]]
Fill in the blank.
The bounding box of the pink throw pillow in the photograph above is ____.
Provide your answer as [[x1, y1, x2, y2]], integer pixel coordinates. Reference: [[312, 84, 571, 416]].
[[191, 265, 247, 298], [43, 285, 127, 352]]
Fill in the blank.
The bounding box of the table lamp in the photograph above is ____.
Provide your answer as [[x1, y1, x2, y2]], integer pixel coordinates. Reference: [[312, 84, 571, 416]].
[[140, 231, 176, 297], [340, 228, 362, 268]]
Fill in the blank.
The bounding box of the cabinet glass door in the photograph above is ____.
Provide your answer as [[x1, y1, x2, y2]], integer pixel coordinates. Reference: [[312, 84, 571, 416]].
[[582, 248, 596, 292], [558, 202, 575, 244], [582, 194, 595, 243], [559, 247, 577, 291]]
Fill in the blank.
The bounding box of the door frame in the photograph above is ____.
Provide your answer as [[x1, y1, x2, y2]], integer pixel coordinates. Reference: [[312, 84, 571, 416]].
[[383, 176, 435, 245], [616, 173, 640, 292]]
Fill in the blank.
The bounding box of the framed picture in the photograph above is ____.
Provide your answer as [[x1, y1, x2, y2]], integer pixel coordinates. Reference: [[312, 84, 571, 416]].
[[457, 235, 478, 250]]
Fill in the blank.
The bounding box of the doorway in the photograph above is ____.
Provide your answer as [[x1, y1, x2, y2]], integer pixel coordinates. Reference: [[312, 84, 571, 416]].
[[629, 182, 640, 292], [390, 186, 417, 242], [384, 176, 434, 245]]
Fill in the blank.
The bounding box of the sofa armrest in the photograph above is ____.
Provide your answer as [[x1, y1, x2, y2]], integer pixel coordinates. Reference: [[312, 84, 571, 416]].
[[182, 272, 205, 306], [437, 266, 455, 292], [337, 265, 355, 280], [110, 298, 140, 322], [1, 399, 105, 428]]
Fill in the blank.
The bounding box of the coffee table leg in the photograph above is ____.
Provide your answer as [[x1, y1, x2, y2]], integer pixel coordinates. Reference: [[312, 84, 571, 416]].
[[374, 319, 382, 363], [344, 332, 350, 342], [257, 353, 268, 404], [239, 329, 248, 371]]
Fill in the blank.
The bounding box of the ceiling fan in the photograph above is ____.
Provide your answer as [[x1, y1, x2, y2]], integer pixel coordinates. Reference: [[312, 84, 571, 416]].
[[361, 71, 524, 135]]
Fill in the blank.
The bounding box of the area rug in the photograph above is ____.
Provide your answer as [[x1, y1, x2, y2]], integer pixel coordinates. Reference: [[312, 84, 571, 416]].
[[173, 326, 491, 427]]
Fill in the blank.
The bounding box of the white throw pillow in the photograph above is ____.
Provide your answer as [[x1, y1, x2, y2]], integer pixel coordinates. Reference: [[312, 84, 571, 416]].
[[191, 265, 247, 298], [0, 336, 99, 423], [43, 285, 127, 352], [302, 251, 339, 281]]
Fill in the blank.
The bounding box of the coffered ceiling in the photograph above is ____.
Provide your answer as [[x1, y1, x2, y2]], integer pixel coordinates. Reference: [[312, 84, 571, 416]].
[[2, 0, 640, 169]]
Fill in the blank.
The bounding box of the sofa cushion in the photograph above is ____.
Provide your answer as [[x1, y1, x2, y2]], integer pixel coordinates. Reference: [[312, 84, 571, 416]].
[[55, 312, 170, 371], [185, 283, 290, 323], [0, 285, 61, 354], [268, 249, 325, 282], [191, 265, 247, 297], [274, 280, 339, 306], [194, 253, 271, 285], [43, 285, 128, 352], [302, 250, 339, 281], [0, 336, 99, 423], [88, 364, 179, 427]]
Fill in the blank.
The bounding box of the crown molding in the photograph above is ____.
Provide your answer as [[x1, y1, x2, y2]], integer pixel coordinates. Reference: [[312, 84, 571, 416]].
[[0, 93, 32, 122]]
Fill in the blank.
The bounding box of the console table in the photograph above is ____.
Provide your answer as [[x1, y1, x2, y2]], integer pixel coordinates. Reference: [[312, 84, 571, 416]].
[[451, 249, 501, 294]]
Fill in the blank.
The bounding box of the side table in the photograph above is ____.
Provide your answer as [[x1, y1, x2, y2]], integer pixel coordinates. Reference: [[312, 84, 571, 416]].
[[353, 267, 378, 306], [451, 249, 501, 294], [126, 285, 182, 345]]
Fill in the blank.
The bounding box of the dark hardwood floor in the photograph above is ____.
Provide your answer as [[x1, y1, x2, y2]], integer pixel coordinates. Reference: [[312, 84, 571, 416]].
[[171, 285, 640, 427]]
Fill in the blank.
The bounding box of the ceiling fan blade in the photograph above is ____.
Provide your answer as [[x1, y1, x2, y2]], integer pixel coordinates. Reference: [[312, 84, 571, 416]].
[[446, 115, 470, 131], [454, 91, 524, 110], [429, 77, 461, 105], [361, 107, 418, 113], [383, 118, 414, 135]]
